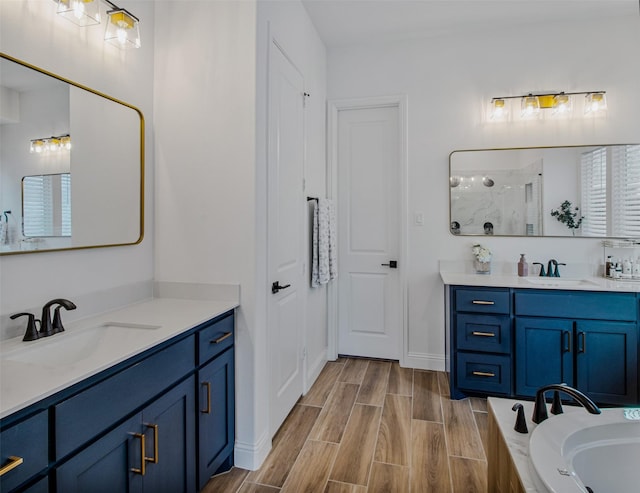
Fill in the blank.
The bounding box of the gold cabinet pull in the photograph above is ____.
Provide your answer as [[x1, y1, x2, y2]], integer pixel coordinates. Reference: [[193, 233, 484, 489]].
[[201, 382, 212, 414], [210, 332, 232, 344], [0, 456, 24, 476], [472, 331, 495, 337], [145, 424, 159, 464], [472, 300, 495, 305], [472, 371, 496, 378], [130, 433, 146, 475]]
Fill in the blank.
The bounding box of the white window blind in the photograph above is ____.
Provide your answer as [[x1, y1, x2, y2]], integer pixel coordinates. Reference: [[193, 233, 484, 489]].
[[611, 144, 640, 237], [22, 174, 72, 237], [581, 147, 607, 237]]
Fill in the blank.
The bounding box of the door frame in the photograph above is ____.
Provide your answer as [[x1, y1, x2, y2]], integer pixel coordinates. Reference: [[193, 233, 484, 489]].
[[326, 95, 409, 365]]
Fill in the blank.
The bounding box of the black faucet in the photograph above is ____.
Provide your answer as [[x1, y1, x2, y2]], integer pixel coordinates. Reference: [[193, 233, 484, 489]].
[[40, 299, 77, 337], [532, 262, 546, 276], [10, 312, 40, 341], [532, 383, 601, 424]]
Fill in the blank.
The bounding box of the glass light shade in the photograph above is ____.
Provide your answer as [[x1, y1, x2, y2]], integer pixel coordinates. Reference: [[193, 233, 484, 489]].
[[585, 92, 607, 115], [105, 9, 141, 49], [56, 0, 101, 27], [489, 98, 508, 121], [521, 95, 541, 119], [552, 94, 572, 116], [30, 139, 46, 153], [46, 137, 61, 152], [60, 135, 72, 150]]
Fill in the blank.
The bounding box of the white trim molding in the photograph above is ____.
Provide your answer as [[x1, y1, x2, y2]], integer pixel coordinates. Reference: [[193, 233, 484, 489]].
[[234, 429, 271, 471]]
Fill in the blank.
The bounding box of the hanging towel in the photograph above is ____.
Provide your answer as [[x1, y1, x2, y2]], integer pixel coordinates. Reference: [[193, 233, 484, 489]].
[[311, 198, 338, 287]]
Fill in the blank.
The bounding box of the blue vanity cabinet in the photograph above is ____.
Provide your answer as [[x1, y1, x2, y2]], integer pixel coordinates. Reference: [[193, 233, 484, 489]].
[[514, 317, 574, 397], [196, 313, 235, 490], [450, 287, 513, 396], [514, 290, 638, 405], [0, 409, 48, 493], [56, 377, 196, 493]]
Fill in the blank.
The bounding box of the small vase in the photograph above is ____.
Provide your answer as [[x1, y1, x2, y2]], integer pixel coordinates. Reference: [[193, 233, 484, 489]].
[[474, 259, 491, 274]]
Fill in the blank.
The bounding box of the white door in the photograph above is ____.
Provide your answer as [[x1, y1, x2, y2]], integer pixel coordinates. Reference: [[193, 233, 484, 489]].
[[337, 105, 401, 359], [267, 42, 305, 436]]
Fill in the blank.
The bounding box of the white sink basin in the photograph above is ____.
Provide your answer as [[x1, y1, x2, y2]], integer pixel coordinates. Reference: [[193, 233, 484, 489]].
[[525, 278, 599, 287], [3, 322, 161, 368]]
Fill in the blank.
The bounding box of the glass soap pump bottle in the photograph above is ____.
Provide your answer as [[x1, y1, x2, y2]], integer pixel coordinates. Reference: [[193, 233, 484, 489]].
[[518, 254, 528, 277]]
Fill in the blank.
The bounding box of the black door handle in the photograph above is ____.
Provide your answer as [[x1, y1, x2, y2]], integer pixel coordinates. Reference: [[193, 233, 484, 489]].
[[381, 260, 398, 268], [272, 281, 291, 294]]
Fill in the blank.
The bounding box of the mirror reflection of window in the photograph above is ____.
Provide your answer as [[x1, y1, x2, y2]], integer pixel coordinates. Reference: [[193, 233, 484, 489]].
[[22, 173, 71, 237]]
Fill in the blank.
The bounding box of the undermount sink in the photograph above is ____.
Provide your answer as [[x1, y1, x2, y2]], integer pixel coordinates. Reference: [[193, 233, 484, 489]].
[[3, 322, 161, 368], [524, 278, 599, 287]]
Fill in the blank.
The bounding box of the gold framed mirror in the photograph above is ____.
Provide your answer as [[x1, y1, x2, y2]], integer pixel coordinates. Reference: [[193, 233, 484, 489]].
[[449, 144, 640, 238], [0, 53, 144, 255]]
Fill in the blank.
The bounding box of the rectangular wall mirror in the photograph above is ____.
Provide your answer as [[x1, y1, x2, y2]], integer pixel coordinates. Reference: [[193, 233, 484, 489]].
[[449, 144, 640, 238], [0, 53, 144, 254]]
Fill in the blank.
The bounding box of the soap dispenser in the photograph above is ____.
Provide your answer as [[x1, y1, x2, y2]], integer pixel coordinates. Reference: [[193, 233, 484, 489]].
[[518, 254, 528, 277]]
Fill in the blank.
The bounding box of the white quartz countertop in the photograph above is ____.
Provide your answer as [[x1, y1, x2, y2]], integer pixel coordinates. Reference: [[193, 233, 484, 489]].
[[440, 269, 640, 292], [0, 297, 238, 419]]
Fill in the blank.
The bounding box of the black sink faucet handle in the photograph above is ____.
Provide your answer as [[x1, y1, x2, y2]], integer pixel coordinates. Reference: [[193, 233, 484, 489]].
[[10, 312, 41, 341], [532, 262, 545, 276], [554, 263, 566, 277], [512, 403, 529, 434]]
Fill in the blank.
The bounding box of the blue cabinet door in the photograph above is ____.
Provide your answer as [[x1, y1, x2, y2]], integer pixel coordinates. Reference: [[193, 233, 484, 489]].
[[576, 320, 638, 405], [198, 348, 234, 490], [142, 378, 196, 493], [515, 317, 574, 397], [57, 413, 144, 493]]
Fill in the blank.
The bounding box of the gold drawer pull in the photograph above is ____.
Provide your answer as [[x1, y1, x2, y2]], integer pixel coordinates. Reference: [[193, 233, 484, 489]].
[[201, 382, 212, 414], [145, 424, 159, 464], [472, 300, 495, 305], [0, 456, 24, 476], [130, 433, 146, 475], [472, 371, 496, 378], [210, 332, 232, 344], [472, 331, 496, 337]]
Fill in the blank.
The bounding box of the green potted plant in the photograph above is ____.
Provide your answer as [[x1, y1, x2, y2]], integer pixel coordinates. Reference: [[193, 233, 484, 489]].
[[550, 200, 584, 235]]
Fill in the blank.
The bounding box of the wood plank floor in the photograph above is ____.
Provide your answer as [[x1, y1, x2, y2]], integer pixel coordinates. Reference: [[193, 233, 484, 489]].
[[202, 358, 488, 493]]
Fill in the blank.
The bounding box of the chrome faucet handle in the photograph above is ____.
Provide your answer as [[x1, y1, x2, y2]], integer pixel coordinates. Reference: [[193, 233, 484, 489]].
[[10, 312, 41, 342]]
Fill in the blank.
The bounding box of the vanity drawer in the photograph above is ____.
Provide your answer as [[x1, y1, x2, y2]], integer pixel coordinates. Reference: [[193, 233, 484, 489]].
[[456, 353, 511, 395], [198, 313, 234, 365], [456, 314, 511, 353], [454, 288, 510, 314], [0, 410, 48, 493], [514, 290, 637, 321], [55, 335, 194, 460]]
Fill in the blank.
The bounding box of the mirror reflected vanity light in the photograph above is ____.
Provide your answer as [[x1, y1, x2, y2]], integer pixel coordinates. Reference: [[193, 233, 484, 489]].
[[0, 53, 144, 255], [449, 144, 640, 238]]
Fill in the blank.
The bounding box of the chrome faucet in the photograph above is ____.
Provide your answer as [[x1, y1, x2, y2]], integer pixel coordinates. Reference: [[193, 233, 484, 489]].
[[532, 383, 601, 424], [40, 299, 77, 337]]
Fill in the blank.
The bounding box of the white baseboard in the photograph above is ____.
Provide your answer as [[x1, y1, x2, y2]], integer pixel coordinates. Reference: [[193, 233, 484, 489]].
[[304, 348, 328, 393], [404, 351, 446, 371], [234, 429, 271, 471]]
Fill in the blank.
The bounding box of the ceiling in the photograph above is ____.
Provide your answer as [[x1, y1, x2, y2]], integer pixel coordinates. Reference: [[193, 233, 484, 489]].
[[301, 0, 640, 48]]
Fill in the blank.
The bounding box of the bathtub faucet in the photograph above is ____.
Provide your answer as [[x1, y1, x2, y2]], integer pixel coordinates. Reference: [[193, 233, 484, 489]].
[[532, 383, 601, 424]]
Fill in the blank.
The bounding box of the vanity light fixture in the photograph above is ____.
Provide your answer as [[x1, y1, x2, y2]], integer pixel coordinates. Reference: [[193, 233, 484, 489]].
[[56, 0, 101, 27], [30, 135, 71, 154], [104, 6, 141, 49], [487, 90, 607, 122], [52, 0, 141, 49]]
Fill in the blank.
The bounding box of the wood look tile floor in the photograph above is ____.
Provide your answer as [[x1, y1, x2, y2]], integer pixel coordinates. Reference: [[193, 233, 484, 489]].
[[202, 358, 488, 493]]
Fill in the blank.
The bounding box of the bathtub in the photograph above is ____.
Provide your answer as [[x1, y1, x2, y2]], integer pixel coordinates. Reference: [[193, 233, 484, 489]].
[[529, 407, 640, 493]]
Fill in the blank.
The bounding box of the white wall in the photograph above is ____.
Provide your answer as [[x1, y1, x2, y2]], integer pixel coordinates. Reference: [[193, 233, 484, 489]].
[[0, 0, 155, 335], [327, 17, 640, 370], [154, 0, 326, 470]]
